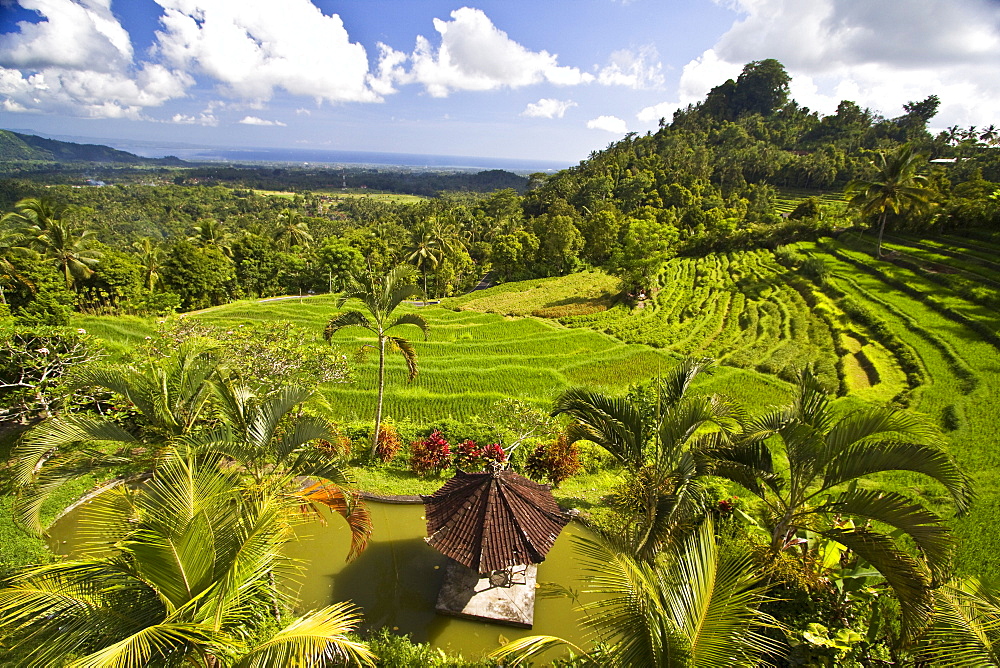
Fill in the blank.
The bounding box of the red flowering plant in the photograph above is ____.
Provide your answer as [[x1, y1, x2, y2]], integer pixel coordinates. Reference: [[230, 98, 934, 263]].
[[452, 439, 508, 472], [716, 495, 741, 516], [451, 439, 483, 471], [410, 430, 452, 476]]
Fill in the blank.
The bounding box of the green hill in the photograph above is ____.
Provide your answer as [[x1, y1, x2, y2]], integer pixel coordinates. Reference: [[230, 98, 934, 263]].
[[0, 129, 186, 165]]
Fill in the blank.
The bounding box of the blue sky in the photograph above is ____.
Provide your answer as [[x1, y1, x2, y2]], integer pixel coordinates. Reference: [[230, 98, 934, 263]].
[[1, 0, 999, 164]]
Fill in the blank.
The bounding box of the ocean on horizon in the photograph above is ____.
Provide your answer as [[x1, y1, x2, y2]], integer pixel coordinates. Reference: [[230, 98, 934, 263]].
[[120, 143, 573, 173]]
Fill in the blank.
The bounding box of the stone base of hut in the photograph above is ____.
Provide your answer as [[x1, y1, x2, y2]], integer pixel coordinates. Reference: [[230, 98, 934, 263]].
[[434, 560, 537, 628]]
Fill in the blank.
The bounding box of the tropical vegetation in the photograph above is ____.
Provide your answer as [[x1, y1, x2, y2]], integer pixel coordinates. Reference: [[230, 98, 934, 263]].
[[0, 56, 999, 665]]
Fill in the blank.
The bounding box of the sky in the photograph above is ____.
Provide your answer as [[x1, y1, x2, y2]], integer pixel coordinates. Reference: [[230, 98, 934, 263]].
[[0, 0, 999, 165]]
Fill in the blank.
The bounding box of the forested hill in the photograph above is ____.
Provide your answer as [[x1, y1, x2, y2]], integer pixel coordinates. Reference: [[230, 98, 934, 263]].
[[0, 129, 187, 165], [523, 59, 999, 256]]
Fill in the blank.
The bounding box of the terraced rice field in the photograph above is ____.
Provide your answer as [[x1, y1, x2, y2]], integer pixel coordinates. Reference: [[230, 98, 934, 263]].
[[774, 187, 845, 215], [73, 230, 1000, 574]]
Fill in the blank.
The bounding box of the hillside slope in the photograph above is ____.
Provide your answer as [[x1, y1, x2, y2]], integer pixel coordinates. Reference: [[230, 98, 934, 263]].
[[0, 130, 186, 164]]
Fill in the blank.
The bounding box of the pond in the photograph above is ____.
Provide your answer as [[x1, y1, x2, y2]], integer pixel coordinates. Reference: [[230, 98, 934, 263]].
[[49, 498, 597, 660]]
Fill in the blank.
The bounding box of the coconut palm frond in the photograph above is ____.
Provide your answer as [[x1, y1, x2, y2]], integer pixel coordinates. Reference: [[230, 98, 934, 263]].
[[295, 484, 372, 563], [919, 577, 1000, 668], [816, 488, 954, 580], [388, 336, 419, 381], [236, 602, 375, 667]]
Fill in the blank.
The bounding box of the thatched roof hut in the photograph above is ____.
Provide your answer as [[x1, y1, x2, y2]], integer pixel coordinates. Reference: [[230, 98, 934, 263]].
[[421, 469, 571, 575]]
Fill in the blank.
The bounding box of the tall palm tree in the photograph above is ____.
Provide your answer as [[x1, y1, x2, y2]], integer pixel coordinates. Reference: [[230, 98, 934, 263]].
[[131, 237, 165, 291], [273, 208, 313, 251], [490, 519, 781, 667], [845, 143, 931, 258], [34, 219, 103, 290], [551, 359, 745, 560], [406, 222, 444, 298], [716, 368, 973, 634], [0, 455, 376, 667], [324, 264, 428, 457]]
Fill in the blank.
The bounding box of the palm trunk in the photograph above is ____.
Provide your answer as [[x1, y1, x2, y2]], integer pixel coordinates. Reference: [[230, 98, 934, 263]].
[[875, 210, 888, 258], [372, 336, 386, 458]]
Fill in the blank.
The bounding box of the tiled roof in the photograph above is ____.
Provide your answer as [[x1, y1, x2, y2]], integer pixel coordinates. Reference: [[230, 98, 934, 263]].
[[421, 469, 572, 574]]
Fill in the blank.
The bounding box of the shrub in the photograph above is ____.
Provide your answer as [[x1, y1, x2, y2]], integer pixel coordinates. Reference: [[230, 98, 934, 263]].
[[375, 423, 403, 463], [410, 430, 451, 476], [525, 433, 582, 487], [452, 439, 507, 472]]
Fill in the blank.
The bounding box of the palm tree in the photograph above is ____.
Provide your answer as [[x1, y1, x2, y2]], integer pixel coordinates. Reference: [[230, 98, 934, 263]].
[[188, 378, 372, 560], [12, 343, 222, 534], [551, 359, 745, 560], [0, 227, 37, 303], [845, 143, 931, 258], [0, 455, 376, 667], [716, 368, 973, 634], [490, 519, 780, 667], [187, 218, 233, 258], [273, 208, 313, 250], [23, 218, 102, 290], [14, 345, 371, 559], [1, 196, 66, 232], [6, 198, 102, 290], [131, 237, 165, 291], [406, 222, 444, 298], [324, 264, 427, 458]]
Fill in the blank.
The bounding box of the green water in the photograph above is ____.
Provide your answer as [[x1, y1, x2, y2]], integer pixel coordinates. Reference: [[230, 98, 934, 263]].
[[49, 500, 596, 660]]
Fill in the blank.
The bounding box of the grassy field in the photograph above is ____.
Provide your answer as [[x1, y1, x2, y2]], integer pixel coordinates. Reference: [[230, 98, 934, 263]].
[[322, 190, 426, 204], [68, 232, 1000, 574]]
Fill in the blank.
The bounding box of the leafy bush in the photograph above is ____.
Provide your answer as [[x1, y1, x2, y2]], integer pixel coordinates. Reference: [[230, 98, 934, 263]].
[[375, 423, 403, 463], [410, 430, 451, 476], [366, 628, 491, 667], [0, 324, 102, 421], [456, 440, 507, 472], [525, 433, 582, 487]]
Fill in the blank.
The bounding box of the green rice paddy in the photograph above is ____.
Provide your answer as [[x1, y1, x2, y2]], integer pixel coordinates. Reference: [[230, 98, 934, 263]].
[[73, 231, 1000, 575]]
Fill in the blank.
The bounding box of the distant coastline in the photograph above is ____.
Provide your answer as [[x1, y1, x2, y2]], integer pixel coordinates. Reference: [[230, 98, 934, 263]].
[[135, 145, 572, 172], [5, 129, 572, 173]]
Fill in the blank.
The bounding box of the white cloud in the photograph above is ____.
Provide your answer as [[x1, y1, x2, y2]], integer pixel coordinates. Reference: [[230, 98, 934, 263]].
[[0, 0, 133, 71], [378, 7, 593, 97], [152, 0, 379, 104], [670, 0, 1000, 128], [522, 98, 577, 119], [587, 115, 627, 133], [238, 115, 286, 126], [0, 0, 190, 118], [596, 45, 664, 89], [637, 101, 680, 124], [171, 111, 218, 125], [295, 108, 311, 116]]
